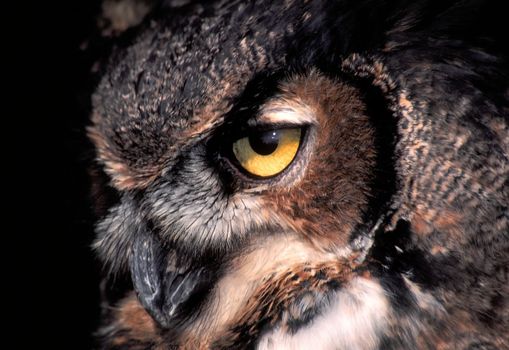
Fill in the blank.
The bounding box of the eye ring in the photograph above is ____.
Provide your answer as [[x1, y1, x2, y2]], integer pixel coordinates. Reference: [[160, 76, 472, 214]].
[[232, 127, 303, 178]]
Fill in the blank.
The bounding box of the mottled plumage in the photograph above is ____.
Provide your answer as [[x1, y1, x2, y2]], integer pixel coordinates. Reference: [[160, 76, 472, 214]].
[[90, 0, 508, 349]]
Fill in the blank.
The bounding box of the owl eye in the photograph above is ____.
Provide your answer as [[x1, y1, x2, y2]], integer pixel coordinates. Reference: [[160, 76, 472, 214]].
[[232, 128, 302, 177]]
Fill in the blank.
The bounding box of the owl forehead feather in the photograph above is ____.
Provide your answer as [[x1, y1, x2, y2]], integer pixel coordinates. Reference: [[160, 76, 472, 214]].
[[90, 1, 339, 190]]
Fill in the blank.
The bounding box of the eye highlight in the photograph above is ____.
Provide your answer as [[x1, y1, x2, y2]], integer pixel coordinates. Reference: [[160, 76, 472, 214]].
[[232, 128, 302, 177]]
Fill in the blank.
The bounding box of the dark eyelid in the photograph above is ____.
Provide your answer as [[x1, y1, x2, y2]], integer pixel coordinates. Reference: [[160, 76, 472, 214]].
[[246, 121, 310, 130], [232, 123, 309, 141]]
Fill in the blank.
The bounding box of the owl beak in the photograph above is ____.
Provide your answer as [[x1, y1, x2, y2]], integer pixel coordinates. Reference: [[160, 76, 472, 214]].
[[129, 227, 213, 328]]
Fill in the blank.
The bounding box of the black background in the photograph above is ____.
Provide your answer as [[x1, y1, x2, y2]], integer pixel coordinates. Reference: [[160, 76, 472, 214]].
[[39, 1, 105, 348]]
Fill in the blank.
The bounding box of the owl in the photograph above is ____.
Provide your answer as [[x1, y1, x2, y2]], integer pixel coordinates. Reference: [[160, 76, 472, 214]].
[[89, 0, 508, 349]]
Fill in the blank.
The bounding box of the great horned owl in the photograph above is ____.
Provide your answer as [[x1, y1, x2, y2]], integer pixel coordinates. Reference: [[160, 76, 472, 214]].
[[89, 0, 508, 349]]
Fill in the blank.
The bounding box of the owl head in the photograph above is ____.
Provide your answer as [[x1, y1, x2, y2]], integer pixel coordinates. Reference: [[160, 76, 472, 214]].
[[90, 1, 508, 348]]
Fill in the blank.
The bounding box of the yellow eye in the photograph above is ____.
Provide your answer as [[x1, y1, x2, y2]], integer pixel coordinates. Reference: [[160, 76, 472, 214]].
[[232, 128, 302, 177]]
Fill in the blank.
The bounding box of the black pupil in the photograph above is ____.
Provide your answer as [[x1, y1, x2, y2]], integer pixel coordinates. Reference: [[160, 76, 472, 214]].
[[248, 130, 280, 155]]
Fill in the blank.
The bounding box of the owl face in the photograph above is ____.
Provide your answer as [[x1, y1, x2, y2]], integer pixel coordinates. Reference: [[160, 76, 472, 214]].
[[90, 2, 386, 273], [92, 68, 378, 267], [91, 4, 383, 259], [90, 4, 389, 332]]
